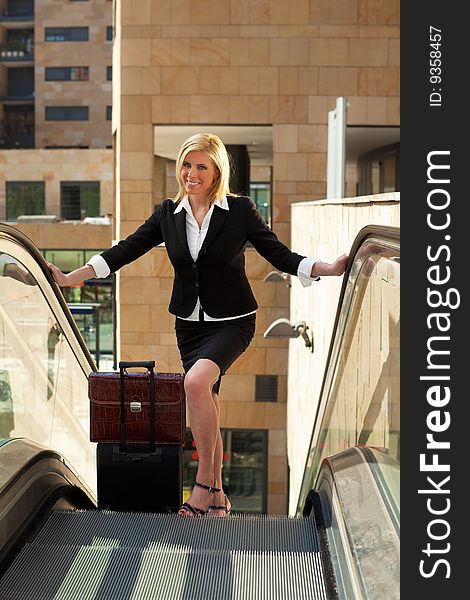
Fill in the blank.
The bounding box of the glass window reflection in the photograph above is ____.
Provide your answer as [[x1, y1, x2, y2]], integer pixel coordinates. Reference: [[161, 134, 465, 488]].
[[42, 249, 114, 367], [183, 428, 267, 514], [0, 250, 96, 492]]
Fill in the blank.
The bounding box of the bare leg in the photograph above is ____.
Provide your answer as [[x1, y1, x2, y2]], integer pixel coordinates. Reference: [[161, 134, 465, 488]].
[[212, 391, 223, 486], [209, 390, 232, 516], [179, 359, 220, 515]]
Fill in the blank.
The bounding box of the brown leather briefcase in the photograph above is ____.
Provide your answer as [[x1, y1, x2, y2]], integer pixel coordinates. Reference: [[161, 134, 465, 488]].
[[89, 361, 185, 446]]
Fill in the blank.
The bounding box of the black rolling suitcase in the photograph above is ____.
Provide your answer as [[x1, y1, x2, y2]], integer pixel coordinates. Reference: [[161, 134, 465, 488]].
[[93, 361, 184, 513]]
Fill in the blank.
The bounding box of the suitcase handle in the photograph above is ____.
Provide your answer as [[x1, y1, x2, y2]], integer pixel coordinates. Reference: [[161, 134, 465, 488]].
[[119, 361, 156, 453]]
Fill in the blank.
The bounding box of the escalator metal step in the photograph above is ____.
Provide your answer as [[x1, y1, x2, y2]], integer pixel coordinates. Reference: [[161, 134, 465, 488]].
[[33, 510, 322, 553], [0, 511, 330, 600]]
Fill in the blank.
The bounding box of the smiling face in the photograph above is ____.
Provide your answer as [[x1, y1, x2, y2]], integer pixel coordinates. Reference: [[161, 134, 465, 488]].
[[180, 151, 218, 203]]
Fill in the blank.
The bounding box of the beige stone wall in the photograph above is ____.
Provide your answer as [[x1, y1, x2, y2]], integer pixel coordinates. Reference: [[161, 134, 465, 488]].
[[34, 0, 112, 148], [0, 148, 113, 221], [9, 221, 112, 251], [251, 165, 272, 183], [118, 0, 400, 235], [287, 192, 400, 514], [116, 0, 400, 514]]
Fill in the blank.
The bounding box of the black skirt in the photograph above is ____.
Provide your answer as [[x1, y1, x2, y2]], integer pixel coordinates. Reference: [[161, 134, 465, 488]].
[[175, 314, 256, 394]]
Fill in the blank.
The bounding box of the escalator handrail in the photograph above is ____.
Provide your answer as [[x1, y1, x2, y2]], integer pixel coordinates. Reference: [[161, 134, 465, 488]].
[[0, 223, 97, 373], [296, 224, 400, 515], [311, 446, 400, 600], [0, 438, 96, 567], [359, 446, 400, 534]]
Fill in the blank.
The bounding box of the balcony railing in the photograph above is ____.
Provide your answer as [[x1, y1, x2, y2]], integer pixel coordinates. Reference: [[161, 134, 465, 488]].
[[0, 93, 34, 104], [0, 39, 33, 60], [0, 50, 33, 61], [0, 9, 34, 23]]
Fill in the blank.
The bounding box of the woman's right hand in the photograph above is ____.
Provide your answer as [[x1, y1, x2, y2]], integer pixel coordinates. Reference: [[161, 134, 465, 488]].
[[47, 262, 70, 287]]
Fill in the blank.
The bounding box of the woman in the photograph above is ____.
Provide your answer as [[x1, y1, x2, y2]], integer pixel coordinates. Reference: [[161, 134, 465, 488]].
[[48, 132, 348, 517]]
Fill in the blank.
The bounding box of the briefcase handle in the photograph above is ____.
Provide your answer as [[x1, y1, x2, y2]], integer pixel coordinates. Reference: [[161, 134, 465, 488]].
[[119, 360, 155, 370], [118, 360, 156, 453]]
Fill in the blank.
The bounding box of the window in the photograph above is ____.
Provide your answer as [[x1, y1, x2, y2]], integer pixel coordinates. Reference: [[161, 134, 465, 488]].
[[0, 106, 34, 149], [1, 2, 34, 18], [106, 26, 113, 42], [3, 28, 34, 55], [106, 106, 112, 121], [45, 27, 89, 42], [45, 106, 89, 121], [60, 182, 100, 220], [357, 143, 400, 195], [7, 67, 34, 98], [42, 249, 115, 368], [6, 182, 45, 221], [45, 67, 89, 81], [183, 428, 268, 514], [106, 66, 112, 80], [250, 182, 271, 226]]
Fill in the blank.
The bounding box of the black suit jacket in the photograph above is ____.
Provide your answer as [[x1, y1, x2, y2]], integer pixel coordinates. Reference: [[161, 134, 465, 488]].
[[101, 196, 306, 318]]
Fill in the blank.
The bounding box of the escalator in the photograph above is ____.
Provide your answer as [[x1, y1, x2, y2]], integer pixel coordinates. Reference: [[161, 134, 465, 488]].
[[0, 223, 399, 599]]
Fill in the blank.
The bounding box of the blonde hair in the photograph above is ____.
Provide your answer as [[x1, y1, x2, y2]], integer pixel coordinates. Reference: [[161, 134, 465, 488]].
[[173, 133, 236, 206]]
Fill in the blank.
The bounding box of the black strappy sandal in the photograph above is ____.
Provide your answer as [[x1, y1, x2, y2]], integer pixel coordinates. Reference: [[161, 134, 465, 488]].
[[178, 481, 221, 517], [208, 495, 232, 516]]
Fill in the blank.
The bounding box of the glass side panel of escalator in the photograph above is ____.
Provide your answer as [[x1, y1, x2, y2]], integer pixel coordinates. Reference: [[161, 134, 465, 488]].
[[0, 242, 96, 493], [306, 236, 400, 498], [298, 232, 400, 599]]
